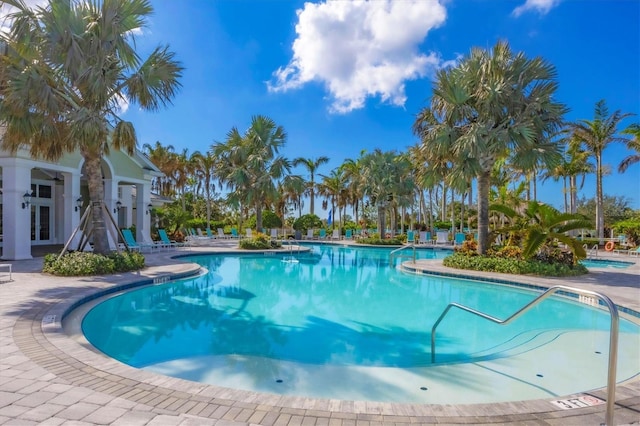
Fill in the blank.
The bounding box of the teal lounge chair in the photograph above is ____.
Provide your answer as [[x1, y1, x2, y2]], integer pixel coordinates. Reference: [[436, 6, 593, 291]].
[[231, 228, 239, 238], [121, 229, 157, 252], [345, 229, 353, 240], [319, 229, 327, 240], [158, 229, 186, 250], [614, 246, 640, 256], [407, 231, 415, 244], [454, 232, 466, 246]]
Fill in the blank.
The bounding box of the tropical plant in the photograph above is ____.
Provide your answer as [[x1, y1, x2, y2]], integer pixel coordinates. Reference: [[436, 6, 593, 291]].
[[570, 100, 633, 240], [292, 214, 322, 232], [413, 40, 567, 254], [492, 201, 591, 262], [318, 168, 347, 230], [0, 0, 183, 255], [293, 156, 329, 216], [213, 115, 291, 231], [619, 123, 640, 173]]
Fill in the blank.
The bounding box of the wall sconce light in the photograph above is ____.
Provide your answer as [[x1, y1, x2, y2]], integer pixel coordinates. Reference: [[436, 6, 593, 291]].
[[75, 197, 83, 212], [114, 200, 122, 213], [146, 203, 153, 215], [22, 191, 32, 209]]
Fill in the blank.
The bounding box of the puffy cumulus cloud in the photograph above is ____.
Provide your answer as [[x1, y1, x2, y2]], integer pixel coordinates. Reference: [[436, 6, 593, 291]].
[[512, 0, 561, 17], [268, 0, 447, 114]]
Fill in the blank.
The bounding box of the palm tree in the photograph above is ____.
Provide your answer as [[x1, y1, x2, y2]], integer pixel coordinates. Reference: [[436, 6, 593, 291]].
[[213, 115, 290, 231], [143, 141, 178, 197], [0, 0, 182, 254], [293, 156, 329, 216], [570, 100, 633, 240], [318, 169, 347, 230], [413, 41, 566, 254], [619, 123, 640, 173], [192, 150, 218, 226]]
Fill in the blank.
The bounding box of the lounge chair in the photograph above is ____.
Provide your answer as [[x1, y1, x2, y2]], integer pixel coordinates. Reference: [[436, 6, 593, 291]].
[[419, 231, 432, 245], [306, 229, 314, 240], [121, 229, 157, 252], [435, 231, 449, 245], [270, 228, 278, 240], [407, 231, 415, 244], [344, 229, 353, 240], [318, 229, 327, 240], [454, 232, 466, 246], [231, 228, 239, 238], [245, 228, 252, 238], [331, 229, 341, 240], [614, 246, 640, 256], [158, 229, 187, 250], [217, 228, 230, 239], [206, 228, 215, 239]]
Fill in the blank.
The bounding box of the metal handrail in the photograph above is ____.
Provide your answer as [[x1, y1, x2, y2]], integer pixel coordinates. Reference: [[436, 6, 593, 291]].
[[584, 243, 599, 257], [430, 285, 619, 426], [389, 244, 416, 266]]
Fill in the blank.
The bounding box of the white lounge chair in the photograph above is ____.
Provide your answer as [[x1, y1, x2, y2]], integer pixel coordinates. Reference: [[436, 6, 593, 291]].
[[217, 228, 230, 239], [331, 229, 341, 240], [306, 229, 314, 239], [435, 231, 449, 245], [245, 228, 253, 238], [418, 231, 432, 245], [270, 229, 278, 240]]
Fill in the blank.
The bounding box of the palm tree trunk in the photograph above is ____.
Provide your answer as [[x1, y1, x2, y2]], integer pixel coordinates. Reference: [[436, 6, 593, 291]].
[[596, 152, 604, 240], [477, 170, 491, 254], [84, 155, 110, 254]]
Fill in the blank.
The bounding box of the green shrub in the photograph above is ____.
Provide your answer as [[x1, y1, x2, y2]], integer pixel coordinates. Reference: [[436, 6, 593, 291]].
[[613, 218, 640, 246], [443, 253, 587, 277], [357, 237, 403, 245], [247, 211, 283, 229], [43, 251, 145, 276], [239, 233, 282, 250], [292, 214, 323, 231]]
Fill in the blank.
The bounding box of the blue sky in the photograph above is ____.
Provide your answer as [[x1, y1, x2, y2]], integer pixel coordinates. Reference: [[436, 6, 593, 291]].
[[11, 0, 640, 212]]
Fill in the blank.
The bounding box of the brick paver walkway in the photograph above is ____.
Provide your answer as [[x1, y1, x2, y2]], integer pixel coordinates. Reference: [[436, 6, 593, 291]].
[[1, 242, 639, 425]]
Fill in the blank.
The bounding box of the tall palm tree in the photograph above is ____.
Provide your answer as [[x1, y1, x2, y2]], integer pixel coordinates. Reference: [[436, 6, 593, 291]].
[[318, 169, 347, 230], [413, 41, 566, 254], [143, 141, 177, 197], [192, 150, 218, 226], [570, 100, 633, 240], [619, 123, 640, 173], [293, 156, 329, 216], [340, 157, 365, 224], [0, 0, 182, 254], [213, 115, 290, 231]]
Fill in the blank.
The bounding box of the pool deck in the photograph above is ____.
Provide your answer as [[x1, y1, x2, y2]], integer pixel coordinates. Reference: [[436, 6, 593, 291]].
[[0, 242, 639, 425]]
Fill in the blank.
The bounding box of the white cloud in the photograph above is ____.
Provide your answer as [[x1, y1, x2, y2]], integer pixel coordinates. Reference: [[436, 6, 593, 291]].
[[268, 0, 447, 114], [512, 0, 561, 17]]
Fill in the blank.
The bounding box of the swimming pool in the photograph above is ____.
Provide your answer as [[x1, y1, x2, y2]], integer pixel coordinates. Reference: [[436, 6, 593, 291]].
[[77, 244, 640, 404], [580, 258, 634, 269]]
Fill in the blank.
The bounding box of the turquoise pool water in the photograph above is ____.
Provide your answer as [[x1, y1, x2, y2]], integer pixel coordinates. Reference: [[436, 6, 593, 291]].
[[79, 244, 640, 403], [580, 258, 634, 269]]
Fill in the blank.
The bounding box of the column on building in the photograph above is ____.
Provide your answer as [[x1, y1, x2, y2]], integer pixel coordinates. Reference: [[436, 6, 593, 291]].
[[1, 161, 33, 260], [120, 185, 133, 229], [103, 178, 120, 248], [135, 182, 152, 243], [61, 171, 82, 249]]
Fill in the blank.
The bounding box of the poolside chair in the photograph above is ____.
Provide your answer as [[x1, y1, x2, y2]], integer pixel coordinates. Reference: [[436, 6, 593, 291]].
[[217, 228, 230, 239], [435, 231, 449, 245], [454, 232, 466, 246], [318, 229, 327, 240], [418, 231, 432, 245], [121, 229, 157, 252], [245, 228, 253, 238], [270, 228, 278, 240], [206, 228, 215, 239], [407, 231, 415, 244], [306, 229, 314, 240], [158, 229, 187, 250], [614, 246, 640, 256], [231, 228, 239, 238], [331, 229, 341, 240], [344, 229, 353, 240]]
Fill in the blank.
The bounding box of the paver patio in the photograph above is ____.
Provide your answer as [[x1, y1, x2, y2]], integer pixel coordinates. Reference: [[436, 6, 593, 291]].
[[1, 242, 638, 425]]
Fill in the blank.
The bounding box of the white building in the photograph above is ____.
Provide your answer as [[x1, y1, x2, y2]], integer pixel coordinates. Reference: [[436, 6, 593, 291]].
[[0, 145, 162, 260]]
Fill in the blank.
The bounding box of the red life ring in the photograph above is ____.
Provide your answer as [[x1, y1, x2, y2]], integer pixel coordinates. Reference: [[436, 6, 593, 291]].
[[604, 241, 615, 252]]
